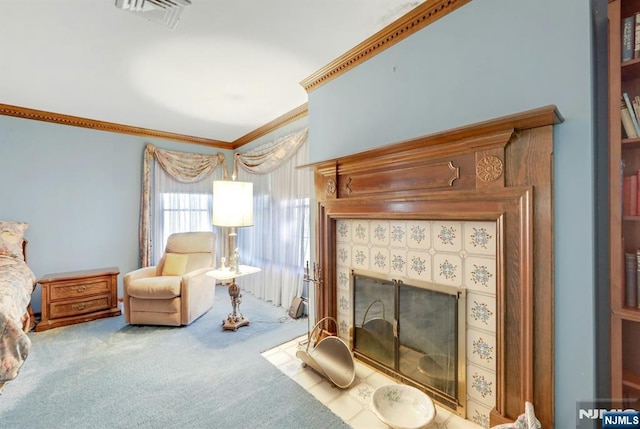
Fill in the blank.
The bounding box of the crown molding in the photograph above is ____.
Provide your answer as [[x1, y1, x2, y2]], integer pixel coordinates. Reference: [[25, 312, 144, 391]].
[[0, 101, 308, 150], [300, 0, 472, 93], [232, 103, 308, 149], [0, 103, 234, 149]]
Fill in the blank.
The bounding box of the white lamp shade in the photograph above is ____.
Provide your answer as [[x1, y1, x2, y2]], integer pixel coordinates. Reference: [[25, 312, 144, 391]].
[[212, 180, 254, 227]]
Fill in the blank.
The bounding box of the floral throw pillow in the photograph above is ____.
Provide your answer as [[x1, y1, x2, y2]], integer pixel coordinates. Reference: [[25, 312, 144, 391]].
[[0, 221, 28, 261]]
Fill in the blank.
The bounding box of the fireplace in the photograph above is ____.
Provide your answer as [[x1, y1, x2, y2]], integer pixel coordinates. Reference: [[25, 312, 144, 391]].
[[351, 270, 467, 413], [337, 217, 497, 421], [303, 105, 560, 428]]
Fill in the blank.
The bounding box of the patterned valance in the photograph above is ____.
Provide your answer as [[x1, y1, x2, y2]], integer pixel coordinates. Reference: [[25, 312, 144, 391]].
[[234, 128, 308, 176]]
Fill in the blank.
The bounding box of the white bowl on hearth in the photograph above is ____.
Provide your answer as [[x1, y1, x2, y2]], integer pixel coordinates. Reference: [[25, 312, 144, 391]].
[[371, 384, 436, 429]]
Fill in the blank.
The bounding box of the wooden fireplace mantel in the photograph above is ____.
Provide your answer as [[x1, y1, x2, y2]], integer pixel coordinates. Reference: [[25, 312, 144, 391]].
[[306, 105, 562, 428]]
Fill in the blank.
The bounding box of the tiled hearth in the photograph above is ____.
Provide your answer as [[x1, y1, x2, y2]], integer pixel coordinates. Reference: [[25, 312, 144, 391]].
[[262, 336, 483, 429]]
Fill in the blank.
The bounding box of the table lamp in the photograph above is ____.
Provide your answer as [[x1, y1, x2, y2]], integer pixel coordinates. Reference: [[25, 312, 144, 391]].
[[212, 179, 253, 272]]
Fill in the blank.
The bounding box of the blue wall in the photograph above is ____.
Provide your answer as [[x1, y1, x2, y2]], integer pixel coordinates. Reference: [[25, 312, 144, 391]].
[[0, 115, 230, 311], [308, 1, 594, 427]]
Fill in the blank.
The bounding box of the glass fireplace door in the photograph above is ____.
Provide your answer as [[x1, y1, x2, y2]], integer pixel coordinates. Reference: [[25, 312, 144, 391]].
[[398, 281, 458, 399], [353, 274, 396, 368]]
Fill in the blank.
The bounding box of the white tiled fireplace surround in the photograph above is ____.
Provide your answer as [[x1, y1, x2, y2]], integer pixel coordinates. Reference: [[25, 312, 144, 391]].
[[263, 219, 497, 429]]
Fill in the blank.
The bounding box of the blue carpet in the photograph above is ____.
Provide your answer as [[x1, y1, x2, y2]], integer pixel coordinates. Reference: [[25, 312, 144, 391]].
[[0, 286, 350, 429]]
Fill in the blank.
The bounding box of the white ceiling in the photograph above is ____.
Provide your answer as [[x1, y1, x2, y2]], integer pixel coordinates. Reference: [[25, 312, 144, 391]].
[[0, 0, 423, 144]]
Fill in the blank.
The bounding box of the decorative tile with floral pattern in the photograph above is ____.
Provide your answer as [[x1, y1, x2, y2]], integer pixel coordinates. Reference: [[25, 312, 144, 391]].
[[471, 372, 492, 398], [473, 337, 494, 362], [354, 222, 368, 243], [391, 254, 406, 272], [411, 225, 426, 243], [337, 221, 351, 241], [390, 224, 406, 245], [471, 300, 493, 326], [371, 222, 389, 245], [463, 222, 496, 256]]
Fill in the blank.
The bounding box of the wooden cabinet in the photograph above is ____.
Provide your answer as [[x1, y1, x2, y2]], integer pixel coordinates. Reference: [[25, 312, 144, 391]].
[[36, 267, 121, 332], [609, 0, 640, 404]]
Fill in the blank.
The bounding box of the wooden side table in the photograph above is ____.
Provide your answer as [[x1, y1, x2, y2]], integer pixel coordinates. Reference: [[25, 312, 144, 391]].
[[36, 267, 121, 332]]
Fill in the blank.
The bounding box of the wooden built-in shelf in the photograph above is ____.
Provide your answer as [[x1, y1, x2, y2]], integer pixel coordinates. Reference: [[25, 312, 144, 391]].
[[622, 137, 640, 148], [610, 0, 640, 401], [623, 370, 640, 391], [613, 307, 640, 322], [622, 58, 640, 80]]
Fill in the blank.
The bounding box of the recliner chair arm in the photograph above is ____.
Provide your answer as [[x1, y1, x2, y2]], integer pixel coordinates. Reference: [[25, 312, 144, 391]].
[[123, 266, 157, 283], [180, 267, 215, 293], [180, 266, 216, 325], [181, 266, 213, 279]]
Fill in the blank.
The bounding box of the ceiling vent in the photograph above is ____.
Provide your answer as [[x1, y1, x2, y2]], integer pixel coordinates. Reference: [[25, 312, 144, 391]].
[[115, 0, 192, 30]]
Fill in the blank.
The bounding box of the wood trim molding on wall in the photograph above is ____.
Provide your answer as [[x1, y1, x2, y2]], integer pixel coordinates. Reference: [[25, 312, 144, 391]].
[[0, 103, 234, 149], [0, 101, 308, 150], [299, 105, 563, 170], [299, 0, 472, 93], [231, 103, 308, 149]]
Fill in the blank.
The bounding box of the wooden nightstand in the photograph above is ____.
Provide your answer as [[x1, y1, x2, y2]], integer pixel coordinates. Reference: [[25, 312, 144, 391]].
[[36, 267, 121, 332]]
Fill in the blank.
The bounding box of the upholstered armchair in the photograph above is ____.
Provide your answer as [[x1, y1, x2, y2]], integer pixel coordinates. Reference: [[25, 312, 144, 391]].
[[123, 231, 216, 326]]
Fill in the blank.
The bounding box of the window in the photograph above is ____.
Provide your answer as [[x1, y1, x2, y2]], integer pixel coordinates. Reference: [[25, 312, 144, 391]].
[[158, 192, 212, 254], [152, 160, 215, 265]]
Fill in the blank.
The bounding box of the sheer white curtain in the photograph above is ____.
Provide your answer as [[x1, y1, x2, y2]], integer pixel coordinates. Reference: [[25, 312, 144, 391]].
[[151, 164, 219, 264], [236, 129, 311, 308]]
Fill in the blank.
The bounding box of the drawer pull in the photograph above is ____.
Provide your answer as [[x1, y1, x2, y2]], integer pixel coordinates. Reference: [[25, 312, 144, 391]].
[[72, 303, 87, 311], [75, 285, 87, 293]]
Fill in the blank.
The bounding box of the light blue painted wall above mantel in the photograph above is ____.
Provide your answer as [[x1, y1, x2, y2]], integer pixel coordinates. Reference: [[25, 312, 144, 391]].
[[307, 1, 593, 427]]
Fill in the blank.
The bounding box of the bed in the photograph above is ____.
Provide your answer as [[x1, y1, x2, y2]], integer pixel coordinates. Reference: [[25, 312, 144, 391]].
[[0, 221, 36, 392]]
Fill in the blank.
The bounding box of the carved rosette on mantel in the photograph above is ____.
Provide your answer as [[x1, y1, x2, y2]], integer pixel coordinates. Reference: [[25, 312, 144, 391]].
[[299, 105, 563, 429], [326, 179, 337, 195], [476, 155, 504, 183], [314, 162, 338, 200]]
